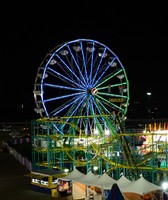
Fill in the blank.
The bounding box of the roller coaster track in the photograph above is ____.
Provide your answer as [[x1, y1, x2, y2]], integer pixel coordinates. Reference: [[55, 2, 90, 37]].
[[34, 118, 168, 179], [34, 138, 168, 173], [36, 116, 139, 178], [113, 115, 139, 180]]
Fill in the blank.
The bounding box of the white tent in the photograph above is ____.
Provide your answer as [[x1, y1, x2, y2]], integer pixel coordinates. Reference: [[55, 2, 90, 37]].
[[59, 168, 86, 200], [96, 173, 117, 189], [72, 171, 99, 200], [121, 175, 163, 195], [75, 171, 99, 185], [60, 168, 85, 181], [116, 175, 132, 188]]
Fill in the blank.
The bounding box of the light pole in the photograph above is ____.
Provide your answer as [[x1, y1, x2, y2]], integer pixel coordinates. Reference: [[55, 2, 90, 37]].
[[162, 182, 168, 199], [147, 92, 151, 118]]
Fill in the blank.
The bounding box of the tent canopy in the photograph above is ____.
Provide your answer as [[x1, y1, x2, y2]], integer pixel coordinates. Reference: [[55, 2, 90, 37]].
[[75, 171, 99, 185], [116, 175, 132, 188], [59, 171, 163, 196], [60, 168, 85, 181], [121, 175, 162, 195], [97, 173, 117, 189]]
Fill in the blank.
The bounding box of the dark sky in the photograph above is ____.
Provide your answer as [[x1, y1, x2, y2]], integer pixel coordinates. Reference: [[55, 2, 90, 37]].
[[1, 3, 168, 121]]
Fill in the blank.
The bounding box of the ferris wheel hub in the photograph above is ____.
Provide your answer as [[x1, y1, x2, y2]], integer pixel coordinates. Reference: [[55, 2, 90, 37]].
[[91, 88, 98, 95]]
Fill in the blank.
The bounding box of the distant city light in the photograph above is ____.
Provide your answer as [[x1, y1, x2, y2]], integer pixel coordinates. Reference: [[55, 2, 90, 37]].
[[147, 92, 151, 96]]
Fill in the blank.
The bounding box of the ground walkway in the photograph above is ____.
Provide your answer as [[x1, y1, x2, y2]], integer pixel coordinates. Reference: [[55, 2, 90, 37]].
[[0, 131, 69, 200], [0, 151, 56, 200], [0, 149, 66, 200]]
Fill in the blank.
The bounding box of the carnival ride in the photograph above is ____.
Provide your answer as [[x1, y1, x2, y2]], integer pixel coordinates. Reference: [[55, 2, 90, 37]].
[[32, 39, 168, 184]]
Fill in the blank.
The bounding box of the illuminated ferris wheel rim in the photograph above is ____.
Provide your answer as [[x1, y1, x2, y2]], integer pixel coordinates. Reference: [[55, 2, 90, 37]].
[[33, 38, 129, 127]]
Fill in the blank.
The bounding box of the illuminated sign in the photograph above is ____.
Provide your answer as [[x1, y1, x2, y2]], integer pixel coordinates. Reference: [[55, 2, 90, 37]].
[[109, 98, 124, 102]]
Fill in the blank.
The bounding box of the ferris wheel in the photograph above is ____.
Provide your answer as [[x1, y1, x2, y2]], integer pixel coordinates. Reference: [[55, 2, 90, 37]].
[[33, 38, 129, 135]]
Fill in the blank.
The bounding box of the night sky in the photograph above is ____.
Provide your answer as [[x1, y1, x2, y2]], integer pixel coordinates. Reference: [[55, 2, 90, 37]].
[[1, 3, 168, 121]]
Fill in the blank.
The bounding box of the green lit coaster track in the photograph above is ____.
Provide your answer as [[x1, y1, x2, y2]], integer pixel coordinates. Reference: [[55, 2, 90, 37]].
[[32, 38, 138, 179]]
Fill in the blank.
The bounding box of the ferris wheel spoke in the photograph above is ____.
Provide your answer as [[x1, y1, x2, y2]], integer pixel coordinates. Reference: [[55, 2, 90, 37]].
[[91, 48, 107, 85], [66, 44, 88, 86], [97, 92, 127, 99], [94, 99, 112, 116], [93, 56, 115, 77], [65, 45, 87, 85], [47, 93, 86, 118], [61, 96, 87, 126], [47, 67, 85, 89], [94, 68, 122, 88], [48, 66, 78, 87], [92, 100, 118, 134], [44, 83, 85, 92], [97, 82, 127, 92], [96, 94, 125, 113], [43, 91, 85, 103], [86, 41, 95, 86], [55, 54, 86, 88], [65, 95, 87, 117], [87, 100, 105, 135], [79, 41, 90, 85]]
